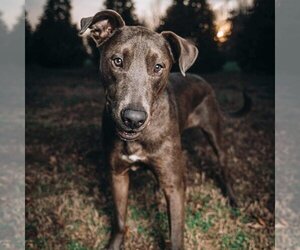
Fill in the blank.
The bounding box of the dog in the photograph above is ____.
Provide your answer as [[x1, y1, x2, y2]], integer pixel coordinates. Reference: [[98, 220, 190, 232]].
[[79, 10, 251, 250]]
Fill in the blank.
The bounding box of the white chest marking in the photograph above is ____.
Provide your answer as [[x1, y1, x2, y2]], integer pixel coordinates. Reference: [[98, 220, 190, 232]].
[[129, 154, 142, 161], [121, 154, 144, 163]]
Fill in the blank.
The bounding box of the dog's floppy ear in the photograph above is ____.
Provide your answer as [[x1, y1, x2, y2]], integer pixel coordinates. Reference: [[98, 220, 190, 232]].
[[161, 31, 198, 76], [79, 10, 125, 47]]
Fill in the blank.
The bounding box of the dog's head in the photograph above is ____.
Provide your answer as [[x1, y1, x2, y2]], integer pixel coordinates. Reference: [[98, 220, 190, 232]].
[[80, 10, 198, 141]]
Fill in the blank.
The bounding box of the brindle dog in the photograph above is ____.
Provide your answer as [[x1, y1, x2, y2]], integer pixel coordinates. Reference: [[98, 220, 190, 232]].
[[79, 10, 251, 250]]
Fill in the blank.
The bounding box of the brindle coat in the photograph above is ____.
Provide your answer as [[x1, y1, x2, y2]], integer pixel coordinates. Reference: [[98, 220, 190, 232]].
[[79, 10, 250, 250]]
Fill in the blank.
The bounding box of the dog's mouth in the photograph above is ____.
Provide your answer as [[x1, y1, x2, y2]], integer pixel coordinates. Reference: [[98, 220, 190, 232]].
[[117, 129, 141, 141]]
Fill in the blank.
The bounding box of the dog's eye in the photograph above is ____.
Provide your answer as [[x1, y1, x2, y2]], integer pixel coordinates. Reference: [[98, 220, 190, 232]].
[[113, 57, 123, 67], [154, 64, 163, 73]]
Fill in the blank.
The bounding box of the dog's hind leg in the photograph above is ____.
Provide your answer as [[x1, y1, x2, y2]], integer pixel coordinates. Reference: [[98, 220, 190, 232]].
[[187, 95, 238, 207]]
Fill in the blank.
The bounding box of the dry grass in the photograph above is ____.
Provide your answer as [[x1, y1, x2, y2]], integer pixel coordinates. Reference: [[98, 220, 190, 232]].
[[26, 67, 274, 249]]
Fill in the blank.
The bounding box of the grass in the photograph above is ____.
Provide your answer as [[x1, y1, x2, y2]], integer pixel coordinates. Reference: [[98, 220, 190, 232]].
[[67, 241, 90, 250], [186, 209, 213, 232], [26, 67, 274, 249], [221, 230, 249, 250]]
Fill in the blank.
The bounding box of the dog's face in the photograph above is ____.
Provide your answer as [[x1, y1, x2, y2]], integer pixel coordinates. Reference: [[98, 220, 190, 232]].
[[80, 10, 198, 141], [100, 27, 174, 140]]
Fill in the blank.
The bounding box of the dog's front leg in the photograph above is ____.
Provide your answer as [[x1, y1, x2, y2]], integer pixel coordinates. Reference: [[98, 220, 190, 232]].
[[108, 172, 129, 250], [164, 183, 185, 250], [159, 164, 185, 250]]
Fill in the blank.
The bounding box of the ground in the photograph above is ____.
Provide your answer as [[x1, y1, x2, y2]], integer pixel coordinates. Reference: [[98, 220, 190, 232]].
[[25, 67, 274, 249]]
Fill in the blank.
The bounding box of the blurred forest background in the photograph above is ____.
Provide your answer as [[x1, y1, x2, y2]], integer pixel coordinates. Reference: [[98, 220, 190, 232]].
[[20, 0, 275, 73]]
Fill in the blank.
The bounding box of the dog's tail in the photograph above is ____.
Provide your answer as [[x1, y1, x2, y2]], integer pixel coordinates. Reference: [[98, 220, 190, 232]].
[[224, 91, 252, 118]]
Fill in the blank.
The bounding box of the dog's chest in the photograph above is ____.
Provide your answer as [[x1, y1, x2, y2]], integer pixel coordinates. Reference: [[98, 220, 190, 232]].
[[119, 142, 147, 168], [121, 154, 145, 163]]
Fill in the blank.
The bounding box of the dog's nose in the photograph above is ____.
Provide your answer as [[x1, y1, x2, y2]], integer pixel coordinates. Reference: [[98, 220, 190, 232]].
[[121, 109, 147, 129]]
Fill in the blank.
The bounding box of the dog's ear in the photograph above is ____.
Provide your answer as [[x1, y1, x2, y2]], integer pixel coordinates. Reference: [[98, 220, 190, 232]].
[[161, 31, 198, 76], [79, 10, 125, 47]]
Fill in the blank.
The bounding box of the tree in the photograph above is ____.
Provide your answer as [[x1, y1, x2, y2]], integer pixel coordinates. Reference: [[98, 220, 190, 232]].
[[33, 0, 86, 67], [229, 0, 275, 73], [158, 0, 224, 72], [0, 12, 7, 42], [7, 11, 26, 66], [104, 0, 139, 26], [25, 11, 33, 64], [0, 12, 8, 65]]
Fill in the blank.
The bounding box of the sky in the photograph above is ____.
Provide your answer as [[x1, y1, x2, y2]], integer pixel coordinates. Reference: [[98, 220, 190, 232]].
[[0, 0, 253, 30], [0, 0, 24, 30]]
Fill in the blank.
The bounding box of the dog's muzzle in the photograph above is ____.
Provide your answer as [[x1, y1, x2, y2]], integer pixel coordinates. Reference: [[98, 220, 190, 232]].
[[114, 108, 147, 141], [121, 108, 147, 130]]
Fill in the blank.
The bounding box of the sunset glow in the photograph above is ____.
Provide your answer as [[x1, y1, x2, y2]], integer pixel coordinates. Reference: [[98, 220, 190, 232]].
[[216, 22, 232, 42], [24, 0, 253, 30], [217, 30, 225, 38]]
